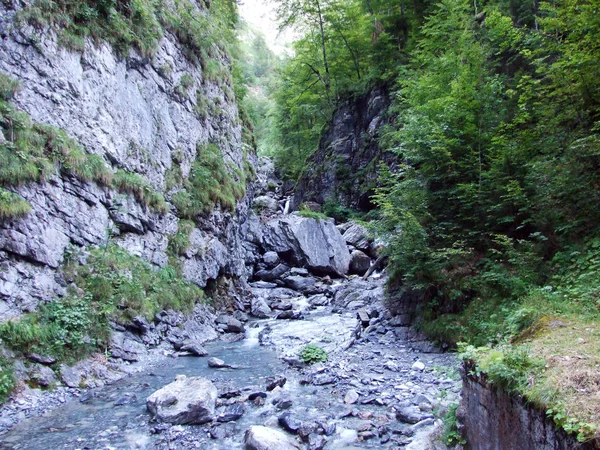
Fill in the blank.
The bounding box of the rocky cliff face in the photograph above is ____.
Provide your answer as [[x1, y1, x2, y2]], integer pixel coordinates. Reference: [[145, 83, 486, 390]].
[[0, 1, 256, 319], [290, 87, 393, 212]]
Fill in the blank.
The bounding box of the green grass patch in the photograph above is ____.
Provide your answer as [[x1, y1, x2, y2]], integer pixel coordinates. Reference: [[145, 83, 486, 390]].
[[0, 187, 32, 220], [0, 72, 112, 189], [112, 169, 167, 213], [170, 142, 247, 218], [297, 206, 329, 222], [168, 219, 195, 257], [17, 0, 164, 57], [0, 244, 203, 364]]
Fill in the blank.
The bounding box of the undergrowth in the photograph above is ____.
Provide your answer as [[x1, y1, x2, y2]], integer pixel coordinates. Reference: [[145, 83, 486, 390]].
[[299, 344, 328, 364], [0, 244, 203, 364], [112, 169, 167, 213]]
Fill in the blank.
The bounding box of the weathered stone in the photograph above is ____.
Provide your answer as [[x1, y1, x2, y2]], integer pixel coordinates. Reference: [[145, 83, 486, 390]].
[[217, 403, 245, 422], [262, 251, 280, 267], [251, 297, 272, 318], [208, 357, 229, 368], [396, 406, 434, 424], [263, 216, 350, 276], [267, 376, 287, 391], [227, 317, 245, 333], [26, 353, 56, 365], [342, 223, 371, 251], [109, 332, 148, 362], [344, 389, 359, 404], [349, 250, 371, 276], [244, 426, 301, 450], [180, 340, 208, 357], [59, 364, 82, 388], [146, 375, 217, 425], [283, 275, 317, 293], [278, 412, 303, 434], [30, 365, 57, 387], [254, 264, 290, 282], [411, 361, 425, 372]]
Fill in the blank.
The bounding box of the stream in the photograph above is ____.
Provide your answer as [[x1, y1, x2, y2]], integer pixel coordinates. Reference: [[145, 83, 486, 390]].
[[0, 281, 461, 450]]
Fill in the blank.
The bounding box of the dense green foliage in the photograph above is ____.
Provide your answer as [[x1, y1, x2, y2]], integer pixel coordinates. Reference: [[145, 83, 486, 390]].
[[270, 0, 600, 439], [0, 244, 203, 363]]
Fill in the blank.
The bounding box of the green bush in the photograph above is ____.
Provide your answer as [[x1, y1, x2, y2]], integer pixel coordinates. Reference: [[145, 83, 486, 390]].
[[0, 358, 15, 403], [441, 404, 466, 445], [297, 208, 329, 222], [299, 344, 328, 364]]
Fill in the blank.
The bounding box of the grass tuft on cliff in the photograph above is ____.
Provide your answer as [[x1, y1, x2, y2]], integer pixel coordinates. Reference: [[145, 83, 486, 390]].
[[0, 188, 32, 220], [170, 142, 246, 218]]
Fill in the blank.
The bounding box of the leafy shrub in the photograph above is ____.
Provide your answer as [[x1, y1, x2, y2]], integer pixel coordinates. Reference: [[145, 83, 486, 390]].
[[441, 404, 466, 445], [0, 358, 15, 403], [299, 344, 328, 364]]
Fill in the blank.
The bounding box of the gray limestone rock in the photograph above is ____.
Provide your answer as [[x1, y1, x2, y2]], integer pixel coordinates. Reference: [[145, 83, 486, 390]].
[[244, 425, 301, 450], [146, 375, 217, 425], [349, 250, 371, 276], [263, 216, 350, 276]]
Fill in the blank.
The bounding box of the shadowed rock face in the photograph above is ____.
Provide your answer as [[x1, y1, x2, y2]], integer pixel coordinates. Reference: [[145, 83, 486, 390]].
[[290, 87, 393, 212], [262, 215, 351, 276]]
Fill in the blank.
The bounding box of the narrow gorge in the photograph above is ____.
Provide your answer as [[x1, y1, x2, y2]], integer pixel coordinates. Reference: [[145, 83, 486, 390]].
[[1, 0, 599, 449]]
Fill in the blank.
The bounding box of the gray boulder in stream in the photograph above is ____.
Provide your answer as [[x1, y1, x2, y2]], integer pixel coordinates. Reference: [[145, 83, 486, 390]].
[[263, 215, 350, 276], [244, 426, 301, 450], [146, 375, 217, 425]]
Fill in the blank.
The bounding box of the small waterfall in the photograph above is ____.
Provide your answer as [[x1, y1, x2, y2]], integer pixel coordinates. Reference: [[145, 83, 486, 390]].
[[283, 197, 290, 215]]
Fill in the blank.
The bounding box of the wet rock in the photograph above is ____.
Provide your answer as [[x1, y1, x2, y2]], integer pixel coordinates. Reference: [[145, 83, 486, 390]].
[[146, 375, 217, 425], [298, 422, 318, 441], [248, 392, 268, 401], [220, 389, 242, 399], [278, 412, 303, 434], [208, 357, 230, 368], [114, 392, 137, 406], [263, 215, 351, 276], [276, 311, 294, 320], [250, 281, 279, 289], [233, 310, 249, 322], [283, 275, 317, 293], [267, 376, 287, 391], [180, 340, 208, 357], [307, 294, 329, 307], [251, 297, 272, 318], [59, 364, 82, 388], [255, 264, 290, 282], [127, 315, 151, 334], [344, 389, 359, 404], [263, 251, 280, 268], [275, 398, 293, 410], [396, 406, 434, 424], [217, 403, 245, 422], [349, 250, 371, 276], [271, 300, 293, 311], [26, 353, 56, 365], [227, 317, 245, 333], [289, 267, 309, 277], [244, 425, 301, 450]]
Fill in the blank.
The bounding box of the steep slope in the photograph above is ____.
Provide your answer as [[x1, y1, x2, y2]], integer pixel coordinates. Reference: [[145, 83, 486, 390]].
[[290, 87, 392, 212], [0, 1, 256, 319]]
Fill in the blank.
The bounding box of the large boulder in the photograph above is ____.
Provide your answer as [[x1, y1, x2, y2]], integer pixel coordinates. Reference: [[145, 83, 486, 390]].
[[342, 223, 371, 252], [349, 250, 371, 276], [146, 375, 217, 425], [244, 426, 301, 450], [263, 215, 350, 276], [251, 297, 272, 318]]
